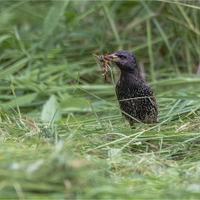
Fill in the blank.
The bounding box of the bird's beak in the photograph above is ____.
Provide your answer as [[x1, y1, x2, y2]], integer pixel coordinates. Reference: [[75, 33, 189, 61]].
[[106, 53, 119, 62]]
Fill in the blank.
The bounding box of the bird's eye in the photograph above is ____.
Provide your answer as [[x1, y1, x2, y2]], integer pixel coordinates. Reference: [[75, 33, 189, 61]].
[[118, 55, 127, 59]]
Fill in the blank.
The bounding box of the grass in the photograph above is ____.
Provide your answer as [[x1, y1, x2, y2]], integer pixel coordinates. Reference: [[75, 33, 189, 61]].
[[0, 0, 200, 199]]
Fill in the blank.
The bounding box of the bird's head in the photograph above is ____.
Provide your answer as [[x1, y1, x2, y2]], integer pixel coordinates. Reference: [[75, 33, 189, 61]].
[[107, 50, 138, 73]]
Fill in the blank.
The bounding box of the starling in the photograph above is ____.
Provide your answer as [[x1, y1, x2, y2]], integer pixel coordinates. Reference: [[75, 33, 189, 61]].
[[105, 50, 158, 126]]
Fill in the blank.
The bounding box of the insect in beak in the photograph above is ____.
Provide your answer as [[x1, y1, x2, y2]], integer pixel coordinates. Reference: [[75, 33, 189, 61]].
[[99, 53, 110, 81], [94, 53, 119, 81]]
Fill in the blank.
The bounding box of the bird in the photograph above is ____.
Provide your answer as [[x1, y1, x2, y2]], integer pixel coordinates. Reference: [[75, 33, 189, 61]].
[[105, 50, 158, 127]]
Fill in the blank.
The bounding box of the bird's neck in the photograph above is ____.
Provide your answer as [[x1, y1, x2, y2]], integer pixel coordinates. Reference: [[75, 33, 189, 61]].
[[120, 68, 142, 81]]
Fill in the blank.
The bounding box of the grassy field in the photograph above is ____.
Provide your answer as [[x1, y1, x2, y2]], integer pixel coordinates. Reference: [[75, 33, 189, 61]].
[[1, 0, 200, 199]]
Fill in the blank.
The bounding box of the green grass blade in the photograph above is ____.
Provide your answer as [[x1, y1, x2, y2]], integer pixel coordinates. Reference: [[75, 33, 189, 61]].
[[43, 1, 69, 36], [146, 17, 155, 81]]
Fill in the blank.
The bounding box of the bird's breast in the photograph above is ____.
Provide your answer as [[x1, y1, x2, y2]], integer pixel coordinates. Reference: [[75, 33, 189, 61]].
[[116, 78, 146, 99]]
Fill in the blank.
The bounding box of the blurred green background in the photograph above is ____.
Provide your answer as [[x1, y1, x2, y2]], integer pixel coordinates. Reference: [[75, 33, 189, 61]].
[[1, 1, 200, 199], [1, 0, 200, 120]]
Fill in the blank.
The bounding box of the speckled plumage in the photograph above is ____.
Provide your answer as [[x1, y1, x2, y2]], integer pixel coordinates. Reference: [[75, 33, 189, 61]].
[[108, 50, 158, 126]]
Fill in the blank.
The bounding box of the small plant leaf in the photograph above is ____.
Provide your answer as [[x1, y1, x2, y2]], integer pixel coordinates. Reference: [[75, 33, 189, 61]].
[[41, 95, 61, 122]]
